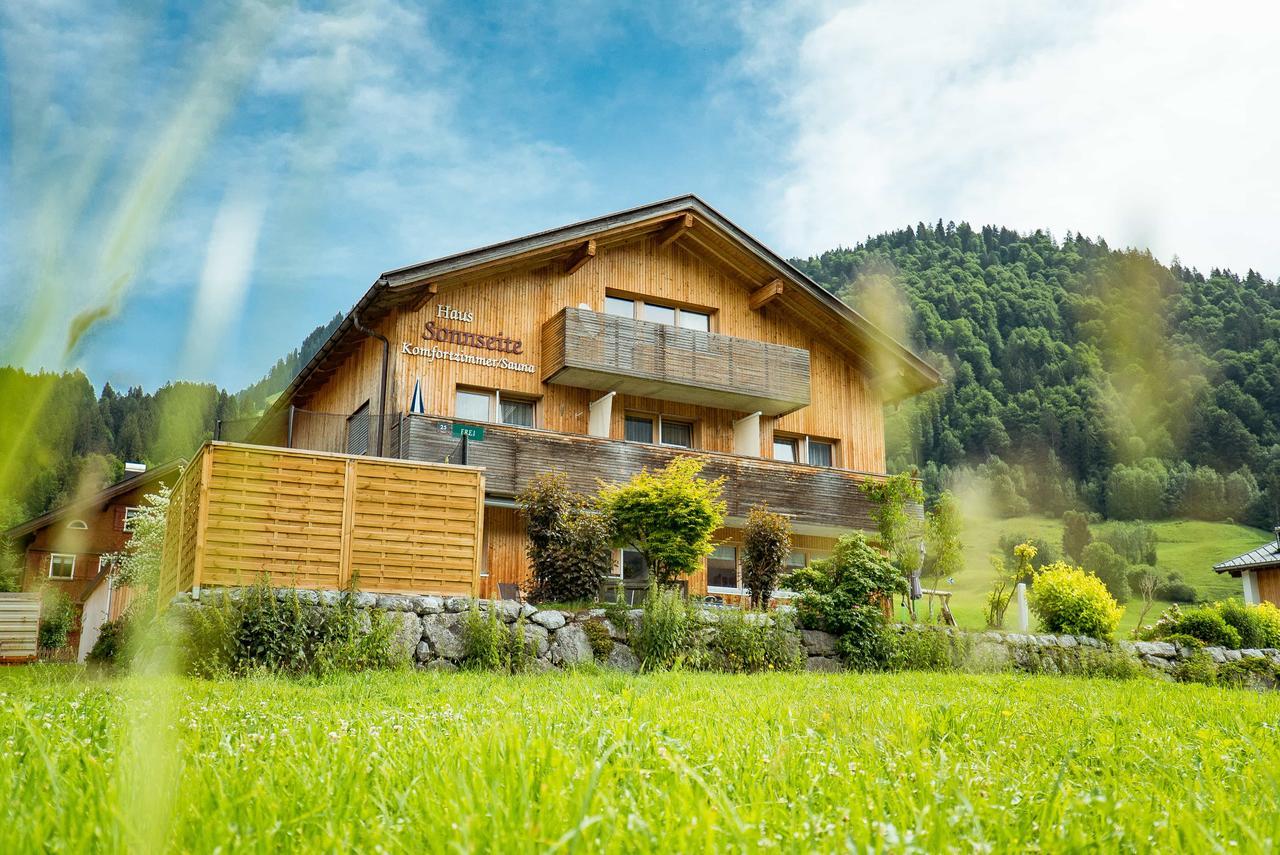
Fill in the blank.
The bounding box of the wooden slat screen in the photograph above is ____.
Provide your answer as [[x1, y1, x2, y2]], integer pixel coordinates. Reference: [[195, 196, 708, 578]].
[[159, 442, 484, 606], [0, 593, 41, 661]]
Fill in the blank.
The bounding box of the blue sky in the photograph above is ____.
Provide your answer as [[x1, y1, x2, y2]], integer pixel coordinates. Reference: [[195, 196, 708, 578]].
[[2, 0, 1279, 394]]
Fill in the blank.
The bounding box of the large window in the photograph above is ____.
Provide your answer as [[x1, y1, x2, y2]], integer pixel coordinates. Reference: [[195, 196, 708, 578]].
[[122, 507, 143, 532], [604, 294, 712, 332], [706, 546, 739, 592], [625, 413, 693, 448], [49, 553, 75, 580], [614, 547, 647, 580], [772, 433, 838, 468], [455, 388, 537, 428]]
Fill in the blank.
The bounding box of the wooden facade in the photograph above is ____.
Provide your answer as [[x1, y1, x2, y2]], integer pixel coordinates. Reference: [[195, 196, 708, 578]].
[[158, 442, 486, 602], [245, 196, 939, 600]]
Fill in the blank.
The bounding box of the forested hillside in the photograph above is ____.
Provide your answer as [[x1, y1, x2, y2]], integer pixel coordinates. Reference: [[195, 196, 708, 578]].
[[793, 223, 1280, 528], [0, 312, 342, 526]]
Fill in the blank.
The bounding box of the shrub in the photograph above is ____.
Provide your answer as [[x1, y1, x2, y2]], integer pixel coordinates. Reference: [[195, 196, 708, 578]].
[[1099, 522, 1158, 566], [985, 543, 1036, 629], [709, 608, 766, 672], [779, 565, 831, 595], [1061, 510, 1091, 563], [462, 605, 506, 671], [37, 588, 76, 651], [581, 618, 615, 660], [861, 472, 925, 582], [110, 482, 171, 595], [1172, 650, 1218, 685], [1080, 542, 1130, 604], [1027, 562, 1123, 640], [1213, 600, 1280, 649], [1217, 657, 1278, 690], [792, 533, 905, 669], [632, 584, 698, 670], [923, 491, 964, 607], [519, 473, 612, 603], [598, 457, 727, 587], [1151, 605, 1241, 649], [1161, 633, 1205, 650], [1155, 572, 1197, 603], [86, 617, 129, 666], [741, 505, 791, 608], [997, 534, 1056, 576], [882, 627, 970, 672]]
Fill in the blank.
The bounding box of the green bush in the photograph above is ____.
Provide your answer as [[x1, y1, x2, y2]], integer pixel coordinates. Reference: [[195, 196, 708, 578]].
[[1172, 650, 1218, 686], [37, 588, 76, 651], [741, 505, 791, 609], [1217, 657, 1278, 690], [1080, 542, 1129, 605], [581, 619, 615, 660], [1020, 644, 1143, 680], [519, 473, 613, 603], [1214, 600, 1280, 649], [1027, 562, 1123, 640], [1156, 606, 1241, 649], [794, 532, 904, 670], [882, 627, 970, 672], [86, 618, 130, 667], [462, 605, 507, 671], [705, 609, 804, 673], [599, 457, 727, 587], [1154, 572, 1197, 604], [1161, 633, 1205, 650], [632, 584, 698, 670]]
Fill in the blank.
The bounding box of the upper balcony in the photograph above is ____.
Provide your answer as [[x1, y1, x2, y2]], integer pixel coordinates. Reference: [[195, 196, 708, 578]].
[[541, 307, 810, 416]]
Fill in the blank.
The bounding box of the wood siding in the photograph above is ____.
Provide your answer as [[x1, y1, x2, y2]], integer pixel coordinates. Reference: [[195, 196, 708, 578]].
[[158, 442, 485, 603], [0, 593, 40, 662], [542, 307, 810, 415], [1258, 568, 1280, 606], [401, 415, 887, 534]]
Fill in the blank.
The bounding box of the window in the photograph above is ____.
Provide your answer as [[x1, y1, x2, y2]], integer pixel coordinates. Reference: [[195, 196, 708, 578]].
[[66, 520, 88, 530], [624, 415, 654, 443], [122, 507, 143, 532], [49, 553, 75, 580], [625, 413, 695, 448], [456, 388, 537, 428], [346, 401, 371, 456], [616, 548, 647, 580], [786, 549, 807, 571], [660, 420, 692, 448], [773, 434, 838, 467], [604, 293, 714, 331], [500, 397, 535, 428], [706, 546, 739, 591], [808, 441, 834, 468], [605, 296, 635, 318]]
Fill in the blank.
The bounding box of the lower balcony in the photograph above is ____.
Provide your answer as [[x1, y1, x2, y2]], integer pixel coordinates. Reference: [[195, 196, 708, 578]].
[[396, 414, 888, 535]]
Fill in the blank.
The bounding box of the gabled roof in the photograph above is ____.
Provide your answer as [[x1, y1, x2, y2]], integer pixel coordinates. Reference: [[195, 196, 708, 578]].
[[1214, 537, 1280, 576], [3, 460, 184, 541], [249, 194, 941, 440]]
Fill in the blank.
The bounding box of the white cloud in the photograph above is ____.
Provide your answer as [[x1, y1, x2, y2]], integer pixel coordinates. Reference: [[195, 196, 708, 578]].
[[735, 0, 1280, 275]]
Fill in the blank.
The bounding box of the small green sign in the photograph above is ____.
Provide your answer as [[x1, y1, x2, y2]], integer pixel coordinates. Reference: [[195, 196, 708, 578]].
[[451, 423, 485, 441]]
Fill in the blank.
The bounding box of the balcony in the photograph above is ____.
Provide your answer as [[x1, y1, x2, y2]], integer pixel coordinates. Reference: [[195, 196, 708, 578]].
[[541, 307, 810, 416], [397, 415, 885, 535]]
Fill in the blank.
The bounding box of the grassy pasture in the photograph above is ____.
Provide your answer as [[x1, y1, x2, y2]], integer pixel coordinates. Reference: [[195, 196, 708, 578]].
[[910, 515, 1272, 635], [2, 667, 1278, 852]]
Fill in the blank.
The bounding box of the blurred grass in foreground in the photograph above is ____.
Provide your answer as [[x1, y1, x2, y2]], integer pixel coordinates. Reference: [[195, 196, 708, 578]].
[[0, 667, 1276, 852]]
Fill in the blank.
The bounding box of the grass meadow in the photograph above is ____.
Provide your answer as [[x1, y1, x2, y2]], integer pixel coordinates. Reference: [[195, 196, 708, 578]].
[[2, 666, 1278, 852], [911, 515, 1272, 634]]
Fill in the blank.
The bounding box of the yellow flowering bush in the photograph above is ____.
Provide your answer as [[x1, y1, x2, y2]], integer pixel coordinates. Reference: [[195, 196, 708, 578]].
[[1027, 561, 1124, 640]]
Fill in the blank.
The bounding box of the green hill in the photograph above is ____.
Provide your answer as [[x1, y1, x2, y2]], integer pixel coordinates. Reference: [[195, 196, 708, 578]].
[[914, 516, 1274, 635]]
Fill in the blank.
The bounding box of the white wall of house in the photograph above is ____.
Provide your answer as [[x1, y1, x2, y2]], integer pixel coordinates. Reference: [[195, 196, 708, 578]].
[[77, 577, 112, 662], [1241, 570, 1260, 606]]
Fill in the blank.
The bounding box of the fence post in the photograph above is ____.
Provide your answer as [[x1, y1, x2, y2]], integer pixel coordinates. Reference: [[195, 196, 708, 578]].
[[287, 405, 296, 449], [460, 433, 469, 466], [1014, 582, 1029, 632], [215, 419, 221, 441]]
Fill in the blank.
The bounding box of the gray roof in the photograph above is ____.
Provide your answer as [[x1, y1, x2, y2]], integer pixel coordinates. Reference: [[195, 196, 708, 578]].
[[3, 460, 184, 541], [1213, 538, 1280, 575]]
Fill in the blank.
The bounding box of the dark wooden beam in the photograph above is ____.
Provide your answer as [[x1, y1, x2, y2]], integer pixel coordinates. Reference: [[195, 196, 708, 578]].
[[749, 278, 785, 311], [564, 239, 597, 276], [655, 213, 694, 249], [408, 282, 439, 313]]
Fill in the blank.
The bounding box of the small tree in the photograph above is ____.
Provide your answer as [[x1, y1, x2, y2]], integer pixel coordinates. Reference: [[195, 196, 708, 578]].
[[110, 482, 172, 605], [1130, 569, 1159, 639], [861, 472, 924, 617], [37, 587, 75, 651], [598, 457, 726, 587], [741, 504, 791, 609], [923, 491, 963, 621], [985, 542, 1036, 628], [1081, 541, 1130, 604], [518, 473, 611, 603], [1061, 510, 1091, 563]]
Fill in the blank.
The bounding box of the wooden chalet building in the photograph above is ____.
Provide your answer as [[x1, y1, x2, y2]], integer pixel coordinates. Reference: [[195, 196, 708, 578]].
[[5, 461, 181, 658], [1214, 528, 1280, 607], [237, 195, 940, 600]]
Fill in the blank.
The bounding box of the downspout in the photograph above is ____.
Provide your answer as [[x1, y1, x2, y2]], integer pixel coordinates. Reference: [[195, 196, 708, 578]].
[[352, 296, 390, 457]]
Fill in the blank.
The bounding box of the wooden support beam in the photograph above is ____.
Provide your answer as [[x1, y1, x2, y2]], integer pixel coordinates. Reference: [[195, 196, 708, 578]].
[[749, 278, 785, 311], [409, 282, 439, 313], [564, 239, 597, 275], [655, 213, 694, 249]]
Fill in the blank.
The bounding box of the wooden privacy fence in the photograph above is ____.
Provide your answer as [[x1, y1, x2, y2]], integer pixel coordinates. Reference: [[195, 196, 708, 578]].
[[158, 442, 486, 604], [0, 593, 41, 663]]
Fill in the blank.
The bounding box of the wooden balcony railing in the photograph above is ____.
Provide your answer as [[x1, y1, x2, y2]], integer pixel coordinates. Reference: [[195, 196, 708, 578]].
[[541, 307, 810, 416], [398, 415, 887, 534]]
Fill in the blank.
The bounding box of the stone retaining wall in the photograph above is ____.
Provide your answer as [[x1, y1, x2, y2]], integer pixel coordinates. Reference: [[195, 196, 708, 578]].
[[173, 590, 1280, 682]]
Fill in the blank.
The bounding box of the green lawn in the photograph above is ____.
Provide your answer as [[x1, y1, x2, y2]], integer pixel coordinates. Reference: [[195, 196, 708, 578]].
[[2, 667, 1278, 852], [907, 516, 1272, 636]]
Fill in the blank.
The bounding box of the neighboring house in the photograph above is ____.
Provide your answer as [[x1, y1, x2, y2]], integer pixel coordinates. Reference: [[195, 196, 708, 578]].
[[1213, 527, 1280, 607], [237, 195, 939, 600], [4, 461, 182, 659]]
